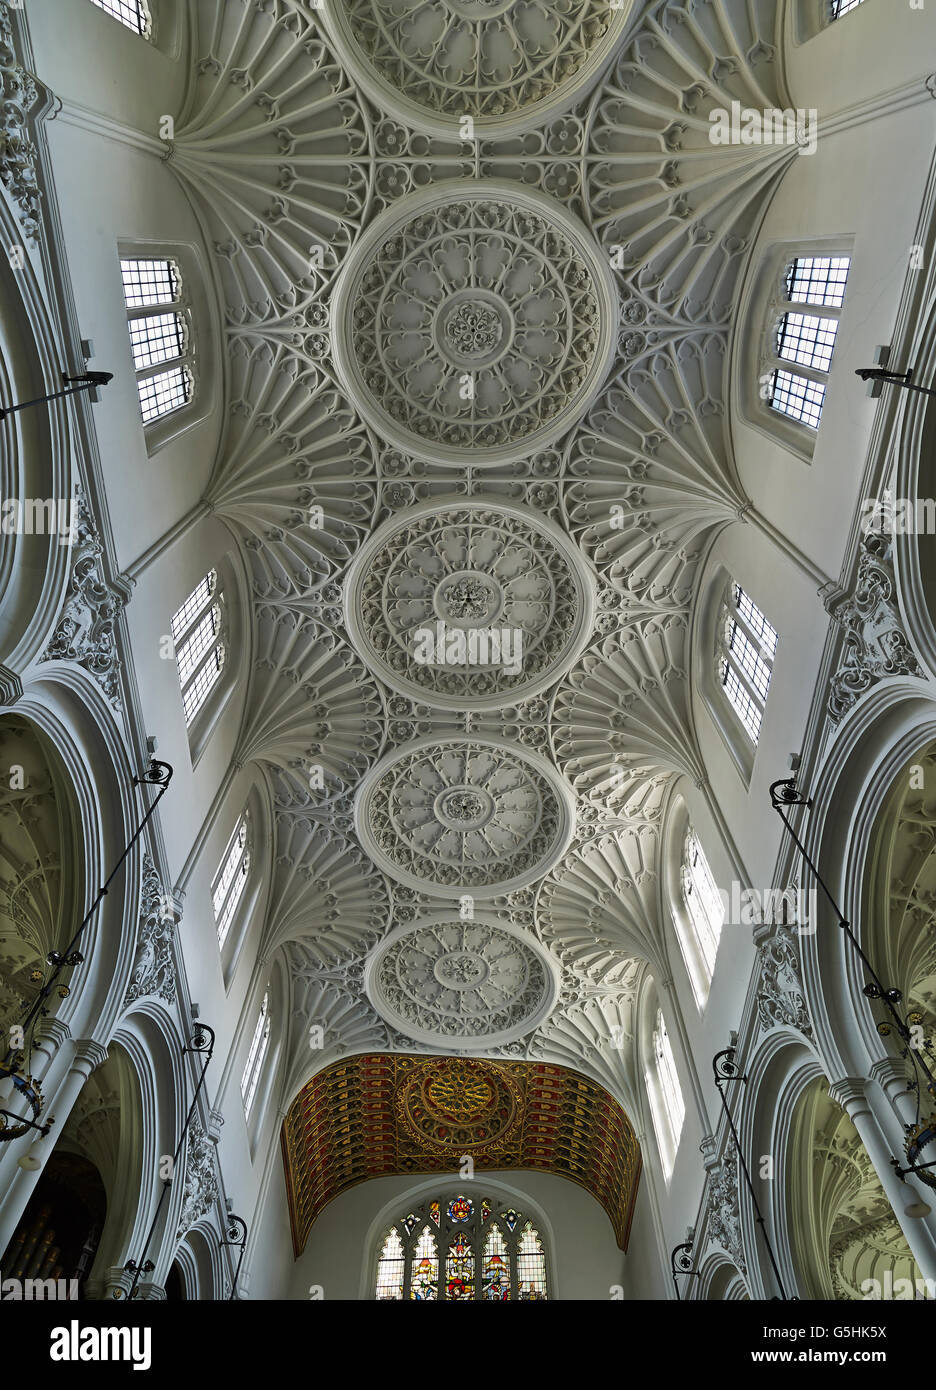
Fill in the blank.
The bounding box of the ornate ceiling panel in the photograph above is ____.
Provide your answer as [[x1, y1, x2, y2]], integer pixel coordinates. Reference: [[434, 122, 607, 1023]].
[[170, 0, 799, 1132], [321, 0, 634, 136], [281, 1053, 641, 1253], [331, 182, 618, 465], [354, 737, 576, 896], [364, 912, 559, 1046]]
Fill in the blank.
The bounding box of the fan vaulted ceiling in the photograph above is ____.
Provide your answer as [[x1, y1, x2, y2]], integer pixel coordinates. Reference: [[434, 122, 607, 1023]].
[[167, 0, 794, 1127]]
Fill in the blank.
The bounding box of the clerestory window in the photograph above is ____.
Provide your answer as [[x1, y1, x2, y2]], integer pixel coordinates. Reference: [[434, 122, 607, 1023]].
[[717, 583, 777, 746], [120, 257, 194, 424], [170, 570, 225, 726], [91, 0, 151, 35], [764, 255, 850, 431]]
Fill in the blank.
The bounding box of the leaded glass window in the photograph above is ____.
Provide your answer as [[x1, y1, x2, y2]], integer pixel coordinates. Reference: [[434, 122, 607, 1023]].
[[170, 571, 225, 726], [119, 256, 194, 423], [374, 1194, 548, 1300], [213, 813, 250, 947], [650, 1010, 685, 1179], [376, 1228, 405, 1300], [717, 582, 777, 745], [680, 827, 725, 982], [241, 989, 271, 1119], [91, 0, 151, 35], [831, 0, 865, 16], [764, 255, 851, 431]]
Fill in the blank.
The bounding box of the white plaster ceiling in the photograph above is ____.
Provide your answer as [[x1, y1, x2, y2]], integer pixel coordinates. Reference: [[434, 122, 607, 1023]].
[[170, 0, 796, 1108]]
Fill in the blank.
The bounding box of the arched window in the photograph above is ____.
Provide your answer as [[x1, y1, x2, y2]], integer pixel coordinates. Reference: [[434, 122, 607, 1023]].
[[120, 256, 193, 423], [374, 1194, 549, 1300], [170, 570, 225, 726], [92, 0, 151, 35], [716, 581, 777, 746], [213, 812, 250, 947], [764, 255, 850, 431], [241, 989, 270, 1119], [680, 826, 726, 990], [650, 1010, 685, 1179]]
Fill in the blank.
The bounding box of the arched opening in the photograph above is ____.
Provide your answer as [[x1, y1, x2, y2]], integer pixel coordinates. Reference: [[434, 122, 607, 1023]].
[[1, 1151, 105, 1295], [787, 1076, 924, 1299], [164, 1261, 186, 1300]]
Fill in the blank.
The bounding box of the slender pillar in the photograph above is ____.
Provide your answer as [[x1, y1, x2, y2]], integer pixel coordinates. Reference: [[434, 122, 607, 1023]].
[[0, 1040, 108, 1260], [829, 1077, 936, 1279]]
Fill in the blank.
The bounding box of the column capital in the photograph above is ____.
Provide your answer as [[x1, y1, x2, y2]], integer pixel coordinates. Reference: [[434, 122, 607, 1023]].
[[72, 1039, 109, 1076], [829, 1075, 872, 1115], [869, 1055, 914, 1098]]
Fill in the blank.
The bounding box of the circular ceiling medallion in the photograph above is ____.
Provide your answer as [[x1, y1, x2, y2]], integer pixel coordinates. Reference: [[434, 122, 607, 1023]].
[[343, 497, 595, 710], [397, 1057, 524, 1151], [354, 736, 576, 897], [322, 1, 632, 137], [365, 912, 558, 1047], [330, 183, 618, 466]]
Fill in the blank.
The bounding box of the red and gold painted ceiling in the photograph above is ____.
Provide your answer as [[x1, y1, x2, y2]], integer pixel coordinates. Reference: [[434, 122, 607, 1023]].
[[281, 1054, 641, 1254]]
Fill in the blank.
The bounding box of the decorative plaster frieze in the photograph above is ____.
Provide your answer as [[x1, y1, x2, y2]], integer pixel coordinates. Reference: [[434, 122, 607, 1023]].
[[827, 535, 923, 723]]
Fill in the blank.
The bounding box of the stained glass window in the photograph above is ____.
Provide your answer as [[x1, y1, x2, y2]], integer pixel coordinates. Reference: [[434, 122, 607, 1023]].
[[119, 255, 194, 424], [482, 1225, 510, 1300], [445, 1233, 475, 1301], [376, 1228, 405, 1301], [410, 1227, 438, 1301], [374, 1194, 549, 1300], [517, 1223, 548, 1300]]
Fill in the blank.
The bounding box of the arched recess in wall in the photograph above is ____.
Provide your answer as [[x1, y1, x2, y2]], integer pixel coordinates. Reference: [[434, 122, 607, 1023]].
[[0, 197, 73, 672], [0, 715, 82, 1045], [788, 1074, 922, 1299], [52, 1041, 144, 1294], [170, 1223, 221, 1300], [799, 687, 936, 1087], [1, 1150, 106, 1293], [11, 676, 145, 1044], [107, 1002, 190, 1295], [696, 1252, 749, 1301], [895, 282, 936, 680]]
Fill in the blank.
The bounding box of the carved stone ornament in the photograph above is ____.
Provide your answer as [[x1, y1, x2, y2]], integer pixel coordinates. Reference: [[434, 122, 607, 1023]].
[[364, 911, 559, 1048], [330, 182, 618, 465], [0, 0, 42, 243], [755, 925, 811, 1038], [343, 497, 595, 709], [40, 489, 125, 708], [322, 0, 633, 136], [706, 1148, 746, 1274], [124, 854, 176, 1007], [828, 535, 923, 723], [354, 736, 576, 898], [177, 1117, 220, 1238]]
